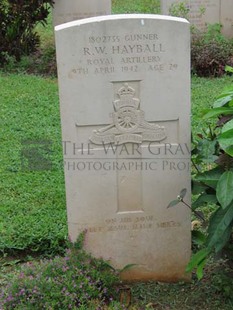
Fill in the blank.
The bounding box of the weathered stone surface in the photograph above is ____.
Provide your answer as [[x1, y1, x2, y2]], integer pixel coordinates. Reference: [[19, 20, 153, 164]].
[[52, 0, 111, 26], [221, 0, 233, 38], [55, 15, 191, 282], [161, 0, 233, 38]]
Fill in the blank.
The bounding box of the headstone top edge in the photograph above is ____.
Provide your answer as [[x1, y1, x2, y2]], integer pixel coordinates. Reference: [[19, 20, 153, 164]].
[[55, 14, 189, 31]]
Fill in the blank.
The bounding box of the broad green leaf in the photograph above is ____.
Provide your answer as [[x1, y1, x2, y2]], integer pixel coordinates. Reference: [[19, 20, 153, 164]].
[[218, 120, 233, 156], [229, 99, 233, 107], [223, 146, 233, 157], [206, 203, 233, 250], [179, 188, 187, 199], [220, 145, 233, 157], [214, 224, 233, 252], [196, 258, 207, 280], [218, 128, 233, 153], [203, 107, 233, 119], [222, 119, 233, 133], [186, 248, 210, 273], [225, 65, 233, 73], [191, 181, 207, 195], [195, 167, 224, 189], [216, 171, 233, 209], [192, 230, 206, 246], [192, 194, 217, 210], [213, 95, 233, 108], [120, 264, 137, 273], [197, 139, 218, 163], [216, 89, 233, 99], [167, 199, 180, 208], [218, 145, 233, 156], [219, 145, 233, 157]]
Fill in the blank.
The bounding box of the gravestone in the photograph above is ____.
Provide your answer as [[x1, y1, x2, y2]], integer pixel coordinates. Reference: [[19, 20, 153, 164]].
[[161, 0, 233, 38], [161, 0, 220, 32], [55, 15, 191, 282], [52, 0, 111, 26], [221, 0, 233, 38]]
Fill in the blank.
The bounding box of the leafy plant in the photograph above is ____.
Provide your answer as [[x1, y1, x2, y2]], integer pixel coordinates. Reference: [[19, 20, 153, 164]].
[[191, 24, 233, 77], [189, 66, 233, 278], [168, 68, 233, 279], [168, 2, 233, 77], [168, 1, 205, 27], [168, 1, 190, 20], [167, 188, 205, 222], [0, 0, 54, 65]]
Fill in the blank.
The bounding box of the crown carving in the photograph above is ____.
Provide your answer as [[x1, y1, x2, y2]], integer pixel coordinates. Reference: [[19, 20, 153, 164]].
[[118, 83, 135, 97], [114, 83, 140, 111]]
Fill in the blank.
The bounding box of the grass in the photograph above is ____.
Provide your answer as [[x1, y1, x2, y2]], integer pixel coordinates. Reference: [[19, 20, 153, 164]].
[[0, 74, 67, 256], [1, 0, 233, 308], [191, 75, 233, 135], [112, 0, 160, 14], [131, 262, 233, 309]]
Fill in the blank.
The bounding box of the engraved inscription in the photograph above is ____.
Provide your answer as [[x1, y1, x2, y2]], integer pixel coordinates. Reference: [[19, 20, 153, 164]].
[[74, 216, 182, 234], [67, 32, 179, 77], [89, 83, 167, 145], [157, 221, 181, 228]]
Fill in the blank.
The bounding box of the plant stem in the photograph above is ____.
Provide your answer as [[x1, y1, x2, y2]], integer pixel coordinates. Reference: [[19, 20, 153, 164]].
[[181, 199, 205, 222], [191, 158, 200, 173]]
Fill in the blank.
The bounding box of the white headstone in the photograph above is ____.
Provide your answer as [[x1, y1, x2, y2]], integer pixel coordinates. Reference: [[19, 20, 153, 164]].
[[161, 0, 220, 32], [52, 0, 111, 26], [221, 0, 233, 38], [161, 0, 233, 38], [55, 15, 191, 282]]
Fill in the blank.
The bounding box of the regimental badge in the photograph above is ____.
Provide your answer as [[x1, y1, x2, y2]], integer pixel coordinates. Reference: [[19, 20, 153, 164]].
[[89, 83, 167, 145]]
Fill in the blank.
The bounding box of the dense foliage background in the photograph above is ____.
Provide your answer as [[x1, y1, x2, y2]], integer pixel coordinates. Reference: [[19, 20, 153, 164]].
[[0, 0, 54, 64]]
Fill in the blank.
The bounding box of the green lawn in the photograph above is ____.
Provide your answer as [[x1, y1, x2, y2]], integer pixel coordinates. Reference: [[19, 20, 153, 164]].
[[112, 0, 160, 14], [0, 74, 67, 256]]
